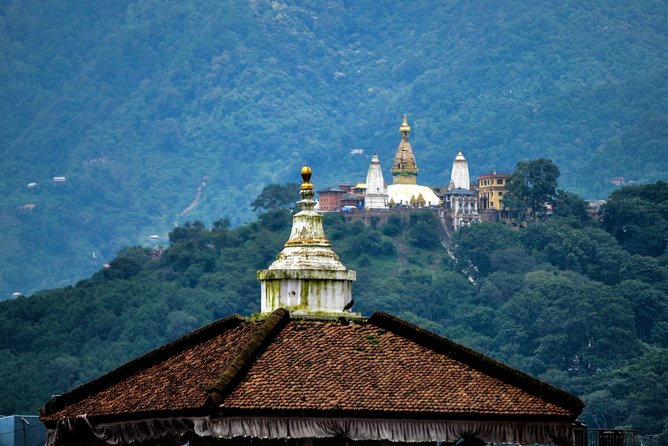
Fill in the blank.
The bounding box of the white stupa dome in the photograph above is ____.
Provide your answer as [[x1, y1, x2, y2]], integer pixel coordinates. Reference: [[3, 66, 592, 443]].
[[387, 184, 441, 207]]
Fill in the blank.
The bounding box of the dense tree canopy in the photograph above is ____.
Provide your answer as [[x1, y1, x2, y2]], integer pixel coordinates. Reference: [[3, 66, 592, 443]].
[[503, 158, 560, 220], [601, 182, 668, 257]]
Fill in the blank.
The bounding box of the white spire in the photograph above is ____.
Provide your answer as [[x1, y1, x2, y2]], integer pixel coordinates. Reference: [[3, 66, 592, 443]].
[[365, 153, 388, 209], [449, 151, 470, 190], [257, 166, 357, 315]]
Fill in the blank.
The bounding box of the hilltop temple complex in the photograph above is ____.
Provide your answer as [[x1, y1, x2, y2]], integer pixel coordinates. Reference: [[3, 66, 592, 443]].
[[386, 115, 442, 208], [319, 115, 506, 230]]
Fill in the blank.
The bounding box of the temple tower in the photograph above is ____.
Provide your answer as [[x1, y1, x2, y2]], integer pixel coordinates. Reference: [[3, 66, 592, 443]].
[[391, 115, 418, 185], [364, 153, 388, 209], [449, 151, 470, 190], [257, 166, 357, 315]]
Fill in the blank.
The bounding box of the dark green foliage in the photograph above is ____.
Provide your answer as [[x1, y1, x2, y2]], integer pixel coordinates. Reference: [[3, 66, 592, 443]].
[[103, 256, 142, 280], [520, 222, 630, 284], [554, 190, 591, 224], [407, 211, 441, 249], [503, 158, 560, 221], [251, 183, 300, 213], [382, 214, 405, 236], [601, 182, 668, 257], [453, 223, 521, 279]]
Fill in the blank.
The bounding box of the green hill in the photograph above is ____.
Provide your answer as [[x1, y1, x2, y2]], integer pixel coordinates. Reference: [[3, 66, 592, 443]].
[[2, 0, 668, 297], [0, 182, 667, 439]]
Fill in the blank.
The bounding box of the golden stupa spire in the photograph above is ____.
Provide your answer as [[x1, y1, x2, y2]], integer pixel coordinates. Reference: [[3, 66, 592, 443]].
[[399, 114, 411, 133], [392, 114, 418, 184]]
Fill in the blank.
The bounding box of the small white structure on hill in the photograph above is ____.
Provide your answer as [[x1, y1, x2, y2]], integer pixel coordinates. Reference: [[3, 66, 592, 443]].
[[449, 151, 470, 190], [444, 151, 479, 230], [364, 153, 388, 209]]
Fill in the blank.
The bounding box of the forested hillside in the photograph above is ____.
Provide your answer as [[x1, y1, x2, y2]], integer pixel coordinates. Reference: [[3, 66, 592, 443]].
[[2, 1, 668, 298], [0, 182, 667, 440]]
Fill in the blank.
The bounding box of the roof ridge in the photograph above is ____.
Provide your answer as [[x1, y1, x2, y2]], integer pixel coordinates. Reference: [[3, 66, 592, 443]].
[[43, 314, 245, 417], [369, 311, 584, 416], [206, 308, 290, 407]]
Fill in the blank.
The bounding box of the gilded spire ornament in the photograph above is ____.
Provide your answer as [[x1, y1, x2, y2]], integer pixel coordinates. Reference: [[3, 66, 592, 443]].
[[300, 165, 313, 190], [399, 114, 411, 135], [391, 114, 418, 184]]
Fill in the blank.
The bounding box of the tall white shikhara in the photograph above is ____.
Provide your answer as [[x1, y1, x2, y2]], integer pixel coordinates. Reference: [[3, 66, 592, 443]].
[[364, 153, 388, 209], [449, 151, 470, 191]]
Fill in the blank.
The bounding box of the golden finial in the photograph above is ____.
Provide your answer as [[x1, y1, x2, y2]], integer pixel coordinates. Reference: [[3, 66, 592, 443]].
[[458, 150, 463, 156], [399, 114, 411, 133], [301, 165, 313, 190]]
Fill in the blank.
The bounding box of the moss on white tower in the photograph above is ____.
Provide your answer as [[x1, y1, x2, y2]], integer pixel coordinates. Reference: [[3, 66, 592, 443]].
[[257, 166, 357, 316]]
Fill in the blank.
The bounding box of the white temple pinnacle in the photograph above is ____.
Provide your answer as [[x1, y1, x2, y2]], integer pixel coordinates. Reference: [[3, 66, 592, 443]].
[[449, 151, 470, 190], [257, 166, 357, 315], [364, 153, 388, 209]]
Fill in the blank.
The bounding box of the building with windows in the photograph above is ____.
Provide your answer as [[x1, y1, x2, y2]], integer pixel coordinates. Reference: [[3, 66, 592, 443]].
[[316, 187, 347, 211], [478, 172, 511, 210], [440, 151, 480, 230]]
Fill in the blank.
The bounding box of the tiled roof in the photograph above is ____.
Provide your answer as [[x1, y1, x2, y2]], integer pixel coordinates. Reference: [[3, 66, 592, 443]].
[[42, 310, 583, 425], [42, 315, 261, 421]]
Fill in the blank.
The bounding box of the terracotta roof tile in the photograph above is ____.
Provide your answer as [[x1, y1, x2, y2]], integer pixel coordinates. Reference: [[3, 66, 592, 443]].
[[42, 311, 583, 425], [43, 316, 262, 421], [221, 319, 576, 417]]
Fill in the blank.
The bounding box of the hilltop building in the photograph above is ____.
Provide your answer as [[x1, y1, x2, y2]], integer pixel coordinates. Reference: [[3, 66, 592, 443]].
[[42, 168, 584, 446], [440, 151, 480, 230], [318, 116, 508, 231], [317, 183, 365, 212], [443, 187, 479, 230], [478, 172, 511, 210], [315, 187, 346, 211], [387, 116, 441, 207], [449, 151, 471, 190], [364, 153, 388, 209]]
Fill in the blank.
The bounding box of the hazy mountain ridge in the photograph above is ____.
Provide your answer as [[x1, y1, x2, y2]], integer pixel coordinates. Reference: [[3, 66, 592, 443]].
[[1, 0, 667, 296]]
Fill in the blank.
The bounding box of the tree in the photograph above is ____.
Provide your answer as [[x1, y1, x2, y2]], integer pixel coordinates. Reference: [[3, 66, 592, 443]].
[[553, 190, 590, 224], [453, 222, 521, 279], [407, 211, 441, 249], [503, 158, 560, 221], [496, 270, 640, 375], [251, 183, 300, 213], [601, 182, 668, 257]]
